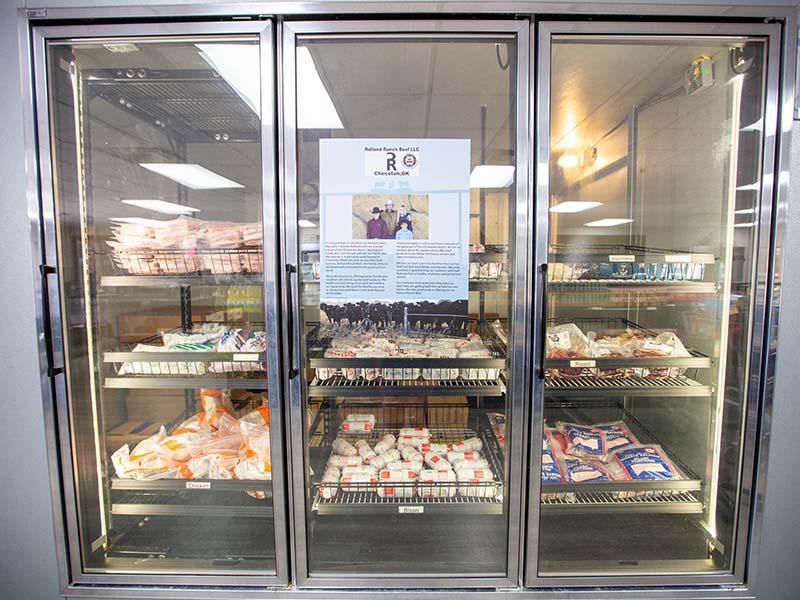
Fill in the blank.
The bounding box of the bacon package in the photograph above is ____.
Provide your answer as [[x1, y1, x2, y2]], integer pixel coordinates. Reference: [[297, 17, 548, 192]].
[[610, 445, 681, 481], [545, 324, 592, 378], [558, 422, 608, 459]]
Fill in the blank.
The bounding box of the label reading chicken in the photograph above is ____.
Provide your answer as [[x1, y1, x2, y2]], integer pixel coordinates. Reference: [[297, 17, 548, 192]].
[[318, 139, 471, 334]]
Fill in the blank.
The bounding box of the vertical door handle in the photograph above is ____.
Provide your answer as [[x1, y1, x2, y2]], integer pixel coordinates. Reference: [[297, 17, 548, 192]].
[[537, 263, 548, 380], [40, 264, 64, 377], [286, 264, 299, 379]]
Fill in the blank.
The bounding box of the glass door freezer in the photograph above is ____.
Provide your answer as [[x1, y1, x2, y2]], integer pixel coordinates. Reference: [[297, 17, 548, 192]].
[[32, 21, 289, 587], [527, 21, 782, 588], [280, 20, 531, 587]]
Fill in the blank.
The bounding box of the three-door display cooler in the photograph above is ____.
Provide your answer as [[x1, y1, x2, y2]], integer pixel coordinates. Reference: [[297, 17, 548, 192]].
[[26, 10, 791, 598]]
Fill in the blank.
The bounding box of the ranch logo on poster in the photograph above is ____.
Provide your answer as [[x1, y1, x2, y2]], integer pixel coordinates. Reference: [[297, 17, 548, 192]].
[[319, 138, 470, 335]]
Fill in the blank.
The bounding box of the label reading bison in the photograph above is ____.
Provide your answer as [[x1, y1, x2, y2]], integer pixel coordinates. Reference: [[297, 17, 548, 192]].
[[318, 139, 470, 334]]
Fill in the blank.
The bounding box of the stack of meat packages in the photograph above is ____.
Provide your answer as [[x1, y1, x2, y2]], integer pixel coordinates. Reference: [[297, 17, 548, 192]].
[[319, 415, 497, 500], [316, 331, 498, 382], [541, 422, 683, 498], [107, 216, 263, 275], [111, 389, 271, 482], [545, 323, 691, 379]]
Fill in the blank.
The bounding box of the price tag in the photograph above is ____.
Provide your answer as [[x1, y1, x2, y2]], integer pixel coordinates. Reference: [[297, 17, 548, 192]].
[[233, 353, 260, 361], [399, 506, 424, 514], [186, 481, 211, 490], [609, 254, 635, 262], [570, 359, 595, 368], [665, 254, 691, 263]]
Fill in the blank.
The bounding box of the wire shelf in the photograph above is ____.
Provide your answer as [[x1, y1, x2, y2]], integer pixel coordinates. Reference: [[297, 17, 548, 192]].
[[307, 376, 506, 397], [540, 490, 703, 514], [544, 375, 711, 397]]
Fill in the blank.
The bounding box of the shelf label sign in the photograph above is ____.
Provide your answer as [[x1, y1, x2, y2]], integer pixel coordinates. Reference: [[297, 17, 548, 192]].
[[233, 353, 260, 362], [570, 359, 596, 368], [186, 481, 211, 490], [399, 506, 424, 514], [609, 254, 636, 262], [318, 139, 471, 334]]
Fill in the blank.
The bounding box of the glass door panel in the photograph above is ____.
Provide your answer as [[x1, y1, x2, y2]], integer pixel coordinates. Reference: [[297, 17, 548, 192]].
[[536, 30, 769, 577], [287, 25, 524, 581], [45, 28, 283, 578]]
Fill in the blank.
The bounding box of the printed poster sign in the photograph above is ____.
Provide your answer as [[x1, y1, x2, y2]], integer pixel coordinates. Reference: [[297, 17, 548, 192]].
[[319, 139, 471, 334]]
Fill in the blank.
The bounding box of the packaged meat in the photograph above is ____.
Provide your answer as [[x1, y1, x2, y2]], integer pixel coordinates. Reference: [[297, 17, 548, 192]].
[[487, 412, 506, 448], [379, 468, 418, 482], [332, 438, 358, 457], [609, 445, 680, 481], [327, 455, 363, 469], [452, 458, 490, 471], [593, 421, 638, 452], [455, 467, 495, 497], [398, 427, 429, 437], [450, 437, 483, 453], [344, 413, 376, 426], [561, 457, 611, 482], [417, 468, 458, 498], [591, 337, 634, 379], [541, 446, 563, 483], [339, 420, 373, 434], [545, 323, 592, 378], [341, 464, 378, 477], [559, 422, 608, 459], [369, 449, 401, 471], [373, 434, 396, 454], [396, 435, 430, 450], [340, 472, 378, 492], [418, 442, 449, 456], [447, 450, 481, 464], [355, 440, 378, 463], [400, 446, 424, 463], [633, 332, 691, 379], [385, 459, 423, 475], [424, 453, 453, 470], [455, 468, 493, 481]]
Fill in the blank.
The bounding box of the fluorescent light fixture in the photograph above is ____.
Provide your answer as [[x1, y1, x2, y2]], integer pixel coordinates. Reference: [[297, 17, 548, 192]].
[[734, 222, 756, 228], [121, 199, 200, 215], [109, 217, 168, 226], [557, 154, 579, 168], [298, 219, 317, 228], [469, 165, 515, 188], [196, 44, 260, 117], [584, 218, 634, 227], [741, 118, 762, 132], [736, 182, 760, 192], [735, 207, 756, 215], [550, 201, 603, 214], [140, 163, 244, 190], [297, 46, 344, 129]]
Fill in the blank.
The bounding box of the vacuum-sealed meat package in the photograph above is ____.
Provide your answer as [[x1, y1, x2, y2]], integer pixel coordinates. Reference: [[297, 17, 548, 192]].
[[561, 457, 611, 483], [541, 428, 564, 483], [609, 445, 681, 481], [332, 438, 358, 457], [385, 459, 423, 475], [591, 337, 634, 379], [633, 332, 691, 379], [373, 433, 396, 454], [545, 323, 592, 378], [417, 468, 458, 498], [450, 436, 483, 453], [424, 453, 453, 470], [457, 468, 497, 498], [558, 422, 608, 459], [593, 421, 639, 452]]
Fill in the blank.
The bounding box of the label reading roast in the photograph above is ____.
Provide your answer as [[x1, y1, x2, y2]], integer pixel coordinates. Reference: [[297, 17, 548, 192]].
[[398, 506, 424, 514], [186, 481, 211, 490], [609, 254, 636, 262], [570, 359, 595, 368]]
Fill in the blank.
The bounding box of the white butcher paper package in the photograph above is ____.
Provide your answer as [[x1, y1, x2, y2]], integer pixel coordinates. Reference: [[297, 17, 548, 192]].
[[111, 391, 271, 481]]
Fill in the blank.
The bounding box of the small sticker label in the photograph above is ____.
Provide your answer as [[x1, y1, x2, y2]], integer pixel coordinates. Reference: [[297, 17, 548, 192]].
[[609, 254, 635, 262], [399, 506, 424, 514], [233, 353, 260, 361], [186, 481, 211, 490], [665, 254, 691, 263], [570, 359, 596, 368]]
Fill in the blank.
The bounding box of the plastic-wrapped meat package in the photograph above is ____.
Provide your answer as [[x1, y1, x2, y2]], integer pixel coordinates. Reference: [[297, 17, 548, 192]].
[[545, 323, 592, 378], [211, 329, 267, 373], [235, 420, 271, 480], [424, 453, 453, 470], [240, 223, 263, 247], [417, 468, 458, 498], [341, 465, 378, 477], [399, 427, 429, 437], [319, 466, 340, 499], [487, 413, 506, 448], [328, 455, 363, 469], [418, 442, 449, 456], [609, 445, 681, 481], [561, 457, 611, 483], [400, 446, 424, 464], [396, 435, 430, 450], [591, 338, 634, 379], [162, 325, 226, 348], [369, 449, 401, 471], [593, 421, 638, 453], [633, 332, 691, 379], [377, 468, 417, 498], [373, 434, 396, 454], [355, 440, 377, 463], [114, 426, 180, 480], [559, 422, 608, 460], [118, 343, 208, 376], [340, 472, 378, 492], [450, 437, 483, 453], [331, 438, 358, 457], [340, 413, 376, 434], [152, 216, 202, 249], [456, 468, 496, 498], [541, 428, 564, 485], [315, 368, 337, 381], [200, 221, 243, 249], [452, 458, 489, 471], [447, 451, 481, 464], [385, 459, 423, 475]]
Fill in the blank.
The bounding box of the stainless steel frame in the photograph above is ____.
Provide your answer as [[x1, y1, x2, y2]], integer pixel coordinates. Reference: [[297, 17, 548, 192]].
[[17, 3, 795, 599], [280, 18, 530, 589], [526, 20, 791, 595], [26, 20, 290, 589]]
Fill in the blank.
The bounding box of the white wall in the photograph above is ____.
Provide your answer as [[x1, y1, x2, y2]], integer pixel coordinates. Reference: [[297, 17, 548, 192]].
[[1, 1, 799, 599]]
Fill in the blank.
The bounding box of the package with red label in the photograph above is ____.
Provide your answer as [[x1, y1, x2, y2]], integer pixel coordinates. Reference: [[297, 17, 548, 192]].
[[450, 436, 483, 453], [417, 468, 458, 498], [319, 466, 340, 499], [377, 468, 417, 498], [424, 453, 453, 470], [340, 472, 378, 492], [592, 421, 639, 452], [558, 422, 608, 460], [456, 467, 497, 498]]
